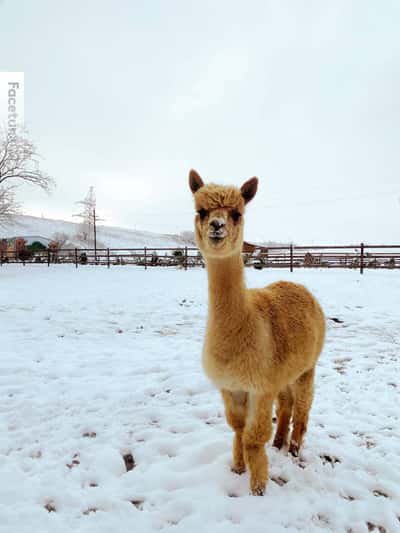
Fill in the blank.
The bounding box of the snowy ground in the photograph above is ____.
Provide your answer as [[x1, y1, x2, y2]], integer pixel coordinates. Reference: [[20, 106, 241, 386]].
[[0, 265, 399, 533]]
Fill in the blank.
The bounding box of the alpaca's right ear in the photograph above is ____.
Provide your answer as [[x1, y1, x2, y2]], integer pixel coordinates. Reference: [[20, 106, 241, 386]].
[[189, 169, 204, 194]]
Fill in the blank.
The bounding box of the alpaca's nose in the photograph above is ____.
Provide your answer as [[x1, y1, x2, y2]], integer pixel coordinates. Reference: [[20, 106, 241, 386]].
[[210, 218, 225, 231]]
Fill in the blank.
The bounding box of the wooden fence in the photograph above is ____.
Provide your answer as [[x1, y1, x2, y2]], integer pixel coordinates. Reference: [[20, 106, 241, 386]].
[[1, 244, 400, 273]]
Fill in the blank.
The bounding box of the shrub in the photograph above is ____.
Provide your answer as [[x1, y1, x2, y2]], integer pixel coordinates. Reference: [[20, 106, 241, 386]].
[[28, 241, 47, 253], [79, 252, 88, 265], [172, 248, 185, 266]]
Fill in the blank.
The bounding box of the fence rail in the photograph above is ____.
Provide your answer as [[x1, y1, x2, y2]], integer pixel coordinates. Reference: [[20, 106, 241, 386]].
[[1, 244, 400, 273]]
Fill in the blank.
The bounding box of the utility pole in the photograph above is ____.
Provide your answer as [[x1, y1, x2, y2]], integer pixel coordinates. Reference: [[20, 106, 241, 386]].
[[93, 207, 97, 262], [92, 208, 105, 263], [92, 207, 105, 263]]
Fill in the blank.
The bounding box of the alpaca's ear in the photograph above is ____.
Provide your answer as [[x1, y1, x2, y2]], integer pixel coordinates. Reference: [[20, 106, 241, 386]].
[[189, 169, 204, 194], [241, 177, 258, 204]]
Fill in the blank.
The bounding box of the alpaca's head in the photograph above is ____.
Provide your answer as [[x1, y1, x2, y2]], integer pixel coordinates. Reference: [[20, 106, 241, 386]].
[[189, 169, 258, 259]]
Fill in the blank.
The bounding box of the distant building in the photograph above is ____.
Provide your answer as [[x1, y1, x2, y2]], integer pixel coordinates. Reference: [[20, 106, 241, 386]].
[[4, 236, 52, 250], [1, 236, 53, 261], [243, 241, 257, 253]]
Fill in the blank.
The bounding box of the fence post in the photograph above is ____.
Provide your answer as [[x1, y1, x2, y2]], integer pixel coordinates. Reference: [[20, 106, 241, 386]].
[[144, 247, 147, 270], [47, 248, 50, 267], [290, 244, 293, 272], [360, 242, 364, 274], [184, 246, 188, 270], [107, 248, 110, 269], [75, 248, 78, 269]]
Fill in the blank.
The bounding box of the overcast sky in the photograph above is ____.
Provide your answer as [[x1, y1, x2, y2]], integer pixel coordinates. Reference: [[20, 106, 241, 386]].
[[0, 0, 399, 244]]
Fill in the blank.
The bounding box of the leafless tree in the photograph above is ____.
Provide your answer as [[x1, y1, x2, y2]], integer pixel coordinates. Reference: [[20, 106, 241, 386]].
[[0, 127, 54, 226], [73, 187, 96, 243], [0, 185, 20, 226], [51, 231, 70, 249], [179, 230, 195, 244], [73, 187, 105, 260]]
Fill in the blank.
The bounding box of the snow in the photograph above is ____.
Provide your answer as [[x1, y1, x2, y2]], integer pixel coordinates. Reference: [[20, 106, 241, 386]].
[[0, 265, 399, 533]]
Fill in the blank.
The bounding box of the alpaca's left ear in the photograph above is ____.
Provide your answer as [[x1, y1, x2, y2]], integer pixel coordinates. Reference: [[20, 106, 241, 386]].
[[241, 177, 258, 204]]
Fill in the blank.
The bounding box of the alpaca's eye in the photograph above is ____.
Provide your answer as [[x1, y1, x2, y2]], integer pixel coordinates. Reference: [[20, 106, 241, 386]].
[[231, 210, 242, 222], [197, 208, 208, 220]]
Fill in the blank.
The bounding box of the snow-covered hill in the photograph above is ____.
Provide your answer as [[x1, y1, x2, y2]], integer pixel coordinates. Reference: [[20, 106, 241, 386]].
[[0, 215, 289, 250], [0, 215, 195, 249]]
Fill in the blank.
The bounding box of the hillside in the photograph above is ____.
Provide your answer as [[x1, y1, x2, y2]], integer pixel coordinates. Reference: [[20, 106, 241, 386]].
[[0, 215, 289, 250], [0, 215, 195, 249]]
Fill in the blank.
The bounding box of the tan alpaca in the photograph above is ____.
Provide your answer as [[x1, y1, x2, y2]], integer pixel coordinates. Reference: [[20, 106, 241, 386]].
[[189, 169, 325, 496]]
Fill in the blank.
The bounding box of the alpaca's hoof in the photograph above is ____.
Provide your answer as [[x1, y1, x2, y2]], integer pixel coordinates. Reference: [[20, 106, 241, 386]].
[[272, 436, 285, 450], [231, 464, 246, 475], [250, 482, 266, 496], [289, 442, 299, 457]]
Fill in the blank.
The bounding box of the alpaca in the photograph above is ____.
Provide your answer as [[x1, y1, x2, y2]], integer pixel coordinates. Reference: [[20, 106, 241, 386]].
[[189, 169, 325, 496]]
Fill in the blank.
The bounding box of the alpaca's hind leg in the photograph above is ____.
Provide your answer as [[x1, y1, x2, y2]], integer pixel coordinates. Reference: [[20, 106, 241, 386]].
[[243, 392, 274, 496], [221, 390, 248, 474], [272, 387, 293, 449], [289, 368, 315, 457]]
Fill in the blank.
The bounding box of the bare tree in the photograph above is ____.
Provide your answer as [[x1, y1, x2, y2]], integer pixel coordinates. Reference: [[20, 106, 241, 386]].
[[73, 187, 96, 243], [73, 187, 105, 260], [179, 230, 195, 244], [0, 185, 20, 226], [51, 231, 70, 249], [0, 128, 54, 226]]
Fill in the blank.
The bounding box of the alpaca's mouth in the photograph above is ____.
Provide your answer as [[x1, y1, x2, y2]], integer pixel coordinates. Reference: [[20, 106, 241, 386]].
[[208, 232, 226, 244]]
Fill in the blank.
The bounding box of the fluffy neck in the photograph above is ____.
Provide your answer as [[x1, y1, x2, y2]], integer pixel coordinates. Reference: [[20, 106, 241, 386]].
[[205, 252, 247, 327]]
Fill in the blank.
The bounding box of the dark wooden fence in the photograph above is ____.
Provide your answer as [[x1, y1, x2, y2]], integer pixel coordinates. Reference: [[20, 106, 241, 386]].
[[1, 244, 399, 273], [253, 244, 400, 273]]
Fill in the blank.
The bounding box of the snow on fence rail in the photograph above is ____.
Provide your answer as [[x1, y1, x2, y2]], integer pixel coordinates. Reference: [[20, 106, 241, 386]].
[[1, 244, 400, 274]]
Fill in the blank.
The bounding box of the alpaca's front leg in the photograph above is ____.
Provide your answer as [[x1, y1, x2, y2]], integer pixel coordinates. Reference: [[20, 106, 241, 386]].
[[243, 392, 273, 496], [221, 390, 248, 474]]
